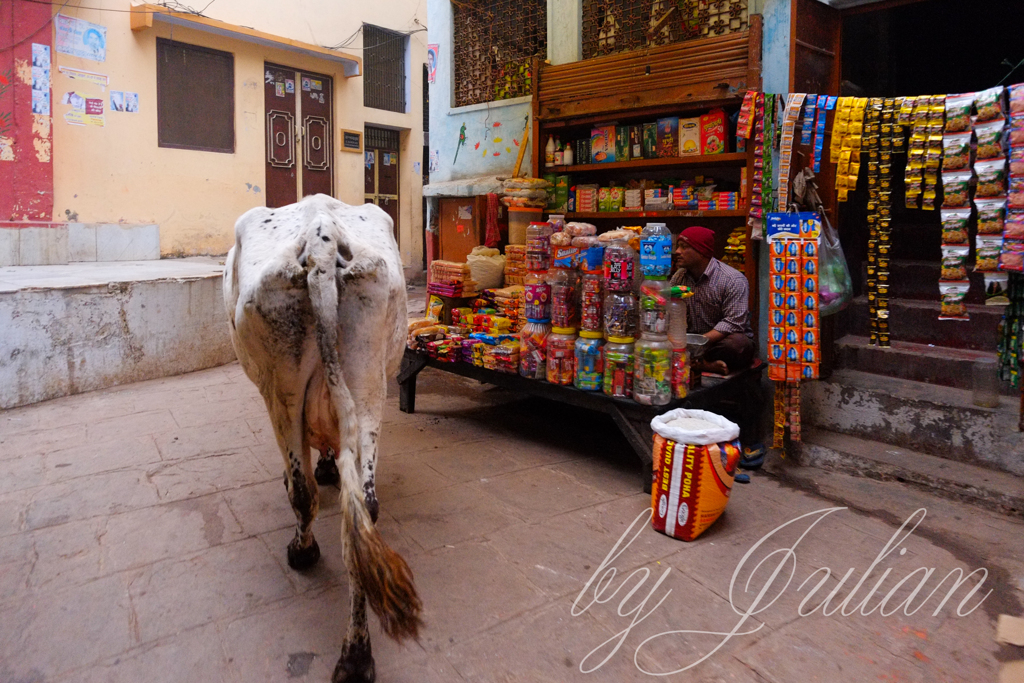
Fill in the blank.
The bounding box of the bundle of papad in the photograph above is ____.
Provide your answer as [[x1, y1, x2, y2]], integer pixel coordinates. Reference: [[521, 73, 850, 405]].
[[407, 318, 447, 350], [428, 260, 478, 297], [504, 245, 527, 286], [488, 285, 526, 332], [482, 341, 520, 373], [501, 177, 551, 209]]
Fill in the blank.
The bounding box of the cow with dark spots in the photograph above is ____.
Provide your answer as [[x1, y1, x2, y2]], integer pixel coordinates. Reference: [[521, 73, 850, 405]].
[[224, 194, 421, 682]]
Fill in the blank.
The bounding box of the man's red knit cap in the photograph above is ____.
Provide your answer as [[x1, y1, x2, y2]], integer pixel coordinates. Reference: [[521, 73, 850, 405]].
[[679, 226, 715, 259]]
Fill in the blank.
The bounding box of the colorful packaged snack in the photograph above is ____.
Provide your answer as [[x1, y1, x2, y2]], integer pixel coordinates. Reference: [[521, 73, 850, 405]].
[[938, 281, 971, 320], [976, 199, 1007, 235], [1010, 84, 1024, 114], [975, 235, 1003, 272], [1011, 114, 1024, 145], [975, 159, 1007, 199], [940, 207, 971, 244], [1005, 211, 1024, 240], [1011, 147, 1024, 175], [983, 272, 1010, 305], [975, 86, 1005, 122], [941, 132, 972, 170], [1011, 177, 1024, 210], [941, 170, 972, 207], [999, 240, 1024, 272], [975, 119, 1006, 160], [944, 94, 975, 133], [940, 244, 970, 280]]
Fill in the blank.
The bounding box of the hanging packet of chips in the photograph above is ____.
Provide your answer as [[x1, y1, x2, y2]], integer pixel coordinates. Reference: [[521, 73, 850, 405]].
[[976, 119, 1006, 160], [941, 169, 973, 208], [938, 281, 971, 321], [940, 244, 970, 280], [944, 93, 976, 133], [975, 86, 1005, 123], [941, 132, 972, 170], [976, 198, 1007, 235], [940, 207, 971, 244], [976, 159, 1008, 199], [976, 235, 1003, 272]]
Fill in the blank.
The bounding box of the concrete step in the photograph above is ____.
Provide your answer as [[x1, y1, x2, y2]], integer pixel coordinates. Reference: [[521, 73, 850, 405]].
[[848, 295, 1001, 350], [834, 334, 1016, 395], [774, 429, 1024, 517], [859, 259, 986, 303], [0, 258, 234, 409], [803, 369, 1024, 476]]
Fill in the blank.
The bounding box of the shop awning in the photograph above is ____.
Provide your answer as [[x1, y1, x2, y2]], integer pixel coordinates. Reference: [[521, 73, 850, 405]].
[[130, 4, 361, 77]]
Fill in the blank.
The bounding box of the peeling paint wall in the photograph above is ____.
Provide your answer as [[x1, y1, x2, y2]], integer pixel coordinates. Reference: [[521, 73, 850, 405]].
[[0, 275, 234, 409], [0, 0, 55, 222], [46, 0, 426, 268]]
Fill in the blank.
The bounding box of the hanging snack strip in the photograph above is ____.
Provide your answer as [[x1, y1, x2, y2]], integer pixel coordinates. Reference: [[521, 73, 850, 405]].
[[801, 96, 816, 146], [1004, 84, 1024, 273], [764, 95, 777, 214], [862, 98, 884, 345], [904, 96, 928, 208], [832, 97, 867, 202], [773, 381, 786, 450], [922, 95, 947, 210], [777, 93, 806, 209], [813, 96, 834, 174], [749, 94, 767, 224], [876, 98, 897, 345]]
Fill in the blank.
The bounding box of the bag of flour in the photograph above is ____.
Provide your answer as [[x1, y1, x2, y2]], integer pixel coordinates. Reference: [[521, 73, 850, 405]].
[[649, 409, 741, 541]]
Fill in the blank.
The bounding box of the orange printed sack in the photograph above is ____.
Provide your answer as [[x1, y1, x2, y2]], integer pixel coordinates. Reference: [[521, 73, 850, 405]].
[[650, 409, 741, 541]]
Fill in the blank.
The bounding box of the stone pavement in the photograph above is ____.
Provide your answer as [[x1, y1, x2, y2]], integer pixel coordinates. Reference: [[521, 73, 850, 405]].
[[1, 362, 1022, 683]]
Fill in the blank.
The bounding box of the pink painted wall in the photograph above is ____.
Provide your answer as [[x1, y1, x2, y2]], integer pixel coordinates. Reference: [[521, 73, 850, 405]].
[[0, 0, 54, 221]]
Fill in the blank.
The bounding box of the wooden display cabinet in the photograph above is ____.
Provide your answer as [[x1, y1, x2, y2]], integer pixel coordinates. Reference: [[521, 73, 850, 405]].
[[530, 18, 763, 336]]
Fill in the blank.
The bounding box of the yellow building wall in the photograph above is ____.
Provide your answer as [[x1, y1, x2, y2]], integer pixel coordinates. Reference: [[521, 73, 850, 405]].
[[50, 0, 426, 269]]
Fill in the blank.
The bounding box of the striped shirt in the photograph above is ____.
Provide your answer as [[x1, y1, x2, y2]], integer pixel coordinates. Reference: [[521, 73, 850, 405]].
[[670, 258, 753, 338]]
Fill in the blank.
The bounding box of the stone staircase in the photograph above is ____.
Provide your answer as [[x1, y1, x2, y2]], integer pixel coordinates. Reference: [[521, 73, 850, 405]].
[[790, 258, 1024, 516]]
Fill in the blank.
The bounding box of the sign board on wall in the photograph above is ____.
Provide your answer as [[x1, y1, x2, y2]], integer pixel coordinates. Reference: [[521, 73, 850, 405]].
[[341, 129, 362, 153], [55, 14, 107, 62]]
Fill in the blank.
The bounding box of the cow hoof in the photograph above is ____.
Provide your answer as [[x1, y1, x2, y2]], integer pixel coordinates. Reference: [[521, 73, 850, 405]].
[[286, 538, 321, 570], [332, 639, 374, 683], [364, 490, 379, 524], [314, 457, 340, 487]]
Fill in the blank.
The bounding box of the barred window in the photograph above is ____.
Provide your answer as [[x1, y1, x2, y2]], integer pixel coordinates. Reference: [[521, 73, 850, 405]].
[[363, 24, 407, 113], [582, 0, 748, 60], [452, 0, 546, 108]]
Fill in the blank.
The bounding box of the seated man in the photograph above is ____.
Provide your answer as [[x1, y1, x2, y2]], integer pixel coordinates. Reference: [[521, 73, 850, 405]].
[[669, 226, 756, 375]]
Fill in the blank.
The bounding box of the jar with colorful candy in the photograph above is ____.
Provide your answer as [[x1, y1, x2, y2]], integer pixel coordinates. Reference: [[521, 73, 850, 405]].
[[547, 265, 579, 329], [524, 271, 551, 321], [580, 267, 603, 333], [603, 336, 635, 398], [525, 222, 553, 271], [574, 330, 604, 391], [546, 327, 576, 385], [639, 276, 669, 336], [633, 335, 672, 405], [519, 319, 550, 379], [602, 239, 635, 292], [603, 290, 637, 339]]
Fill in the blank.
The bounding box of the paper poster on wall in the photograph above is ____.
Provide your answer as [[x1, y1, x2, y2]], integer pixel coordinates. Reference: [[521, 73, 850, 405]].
[[457, 205, 472, 220], [64, 110, 104, 126], [125, 92, 138, 113], [55, 14, 106, 62], [285, 79, 295, 94], [275, 82, 285, 97], [58, 67, 108, 90], [301, 77, 311, 91], [110, 90, 124, 112], [85, 98, 103, 116], [32, 90, 50, 115], [31, 44, 50, 115], [364, 150, 374, 169], [413, 161, 421, 174], [429, 149, 439, 174], [383, 153, 390, 166], [311, 79, 322, 91], [427, 44, 438, 84]]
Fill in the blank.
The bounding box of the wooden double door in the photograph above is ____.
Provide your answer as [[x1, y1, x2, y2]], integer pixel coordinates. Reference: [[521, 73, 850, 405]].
[[264, 63, 334, 208], [364, 126, 400, 242]]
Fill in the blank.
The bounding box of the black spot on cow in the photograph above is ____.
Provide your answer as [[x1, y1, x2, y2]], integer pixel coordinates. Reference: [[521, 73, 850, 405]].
[[264, 219, 272, 224], [322, 235, 330, 242]]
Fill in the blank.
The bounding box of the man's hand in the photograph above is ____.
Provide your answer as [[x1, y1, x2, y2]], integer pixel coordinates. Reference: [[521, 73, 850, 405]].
[[704, 329, 727, 344]]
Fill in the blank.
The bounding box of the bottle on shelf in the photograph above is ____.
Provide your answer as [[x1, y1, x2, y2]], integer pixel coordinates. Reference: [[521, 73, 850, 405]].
[[574, 330, 604, 391], [639, 222, 673, 278], [667, 285, 693, 399], [554, 137, 564, 166], [603, 336, 635, 399], [520, 318, 551, 380], [563, 141, 574, 167], [639, 276, 669, 337], [546, 326, 577, 385], [547, 262, 579, 330], [634, 334, 673, 406], [580, 267, 604, 333], [545, 135, 556, 168]]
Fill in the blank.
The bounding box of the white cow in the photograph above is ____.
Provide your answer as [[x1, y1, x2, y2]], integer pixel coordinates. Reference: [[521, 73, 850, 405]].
[[224, 194, 420, 682]]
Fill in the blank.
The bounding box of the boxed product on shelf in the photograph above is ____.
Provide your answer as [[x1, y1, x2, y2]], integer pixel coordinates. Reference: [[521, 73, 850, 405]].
[[679, 116, 701, 156], [643, 123, 658, 159], [629, 125, 643, 159], [657, 117, 679, 158], [624, 188, 643, 210], [591, 126, 615, 163], [701, 109, 729, 154], [576, 185, 599, 212], [616, 125, 631, 161]]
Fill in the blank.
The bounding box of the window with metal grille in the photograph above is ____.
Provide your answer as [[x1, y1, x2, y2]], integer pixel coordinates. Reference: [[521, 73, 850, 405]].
[[452, 0, 546, 108], [582, 0, 748, 60], [363, 24, 407, 113], [365, 126, 400, 151], [156, 39, 234, 153]]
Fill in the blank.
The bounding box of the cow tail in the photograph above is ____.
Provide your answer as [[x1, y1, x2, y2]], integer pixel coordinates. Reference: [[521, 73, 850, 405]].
[[306, 229, 423, 643]]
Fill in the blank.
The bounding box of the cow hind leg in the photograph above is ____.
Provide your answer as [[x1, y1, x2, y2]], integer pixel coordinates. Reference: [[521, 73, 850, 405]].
[[315, 448, 341, 487], [274, 404, 321, 570], [332, 587, 374, 683]]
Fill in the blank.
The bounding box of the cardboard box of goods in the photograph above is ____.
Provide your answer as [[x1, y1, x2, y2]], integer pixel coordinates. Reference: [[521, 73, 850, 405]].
[[657, 117, 679, 158], [643, 123, 658, 159], [629, 125, 643, 160], [700, 109, 728, 155], [591, 126, 616, 163], [678, 117, 701, 156], [616, 126, 631, 162]]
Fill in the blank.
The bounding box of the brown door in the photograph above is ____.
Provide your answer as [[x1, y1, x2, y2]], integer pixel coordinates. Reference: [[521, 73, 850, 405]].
[[264, 64, 334, 208], [364, 126, 400, 242]]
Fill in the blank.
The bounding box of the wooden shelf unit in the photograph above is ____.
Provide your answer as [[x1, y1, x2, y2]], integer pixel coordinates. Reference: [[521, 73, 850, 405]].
[[530, 18, 764, 337]]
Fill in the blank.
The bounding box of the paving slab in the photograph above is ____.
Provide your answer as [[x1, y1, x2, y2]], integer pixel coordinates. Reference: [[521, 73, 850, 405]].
[[0, 362, 1019, 683]]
